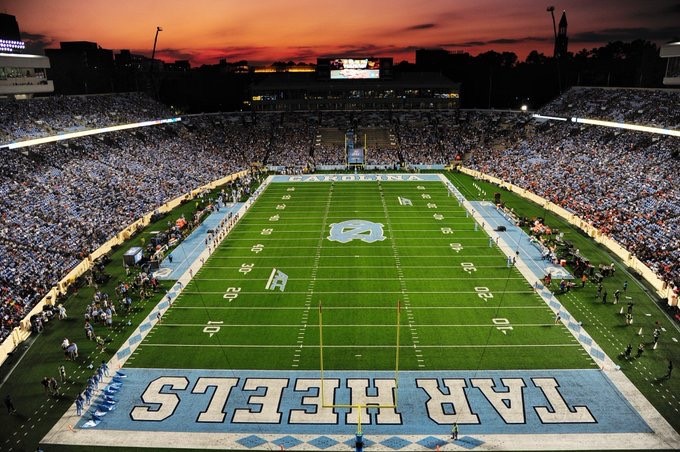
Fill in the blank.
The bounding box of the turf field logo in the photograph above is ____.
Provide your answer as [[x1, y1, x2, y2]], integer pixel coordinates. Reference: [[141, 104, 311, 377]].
[[327, 220, 386, 244], [545, 266, 570, 279], [265, 268, 288, 291], [154, 268, 172, 278]]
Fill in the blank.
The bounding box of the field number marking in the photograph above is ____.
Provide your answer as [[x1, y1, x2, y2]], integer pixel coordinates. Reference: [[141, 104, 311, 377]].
[[493, 318, 513, 334], [239, 263, 254, 274], [461, 262, 477, 274], [475, 286, 494, 300], [450, 243, 463, 253], [203, 321, 224, 337], [223, 287, 241, 301]]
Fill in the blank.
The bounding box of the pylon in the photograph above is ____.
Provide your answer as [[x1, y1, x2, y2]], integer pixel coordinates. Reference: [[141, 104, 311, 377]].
[[67, 424, 74, 432]]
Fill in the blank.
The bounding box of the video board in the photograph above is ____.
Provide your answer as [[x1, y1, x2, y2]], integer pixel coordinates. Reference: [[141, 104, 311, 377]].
[[329, 58, 381, 79]]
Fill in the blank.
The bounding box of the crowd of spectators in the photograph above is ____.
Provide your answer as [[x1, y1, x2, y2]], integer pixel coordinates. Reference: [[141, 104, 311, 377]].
[[267, 110, 526, 167], [539, 87, 680, 129], [467, 120, 679, 287], [266, 114, 315, 170], [2, 88, 678, 343], [0, 104, 264, 344], [0, 92, 174, 145]]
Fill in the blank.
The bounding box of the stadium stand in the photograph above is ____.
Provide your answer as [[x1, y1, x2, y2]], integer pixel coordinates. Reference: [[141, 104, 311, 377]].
[[467, 123, 679, 290], [538, 86, 680, 129], [0, 92, 174, 145], [0, 106, 263, 343]]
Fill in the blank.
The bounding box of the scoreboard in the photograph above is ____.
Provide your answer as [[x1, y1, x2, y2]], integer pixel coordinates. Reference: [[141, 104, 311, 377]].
[[330, 58, 380, 79], [317, 57, 393, 80]]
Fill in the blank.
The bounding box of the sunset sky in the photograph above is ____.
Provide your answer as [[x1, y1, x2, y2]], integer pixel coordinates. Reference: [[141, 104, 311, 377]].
[[4, 0, 680, 66]]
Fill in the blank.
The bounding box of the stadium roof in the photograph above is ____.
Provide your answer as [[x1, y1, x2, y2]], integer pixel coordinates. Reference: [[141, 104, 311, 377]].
[[0, 52, 50, 68]]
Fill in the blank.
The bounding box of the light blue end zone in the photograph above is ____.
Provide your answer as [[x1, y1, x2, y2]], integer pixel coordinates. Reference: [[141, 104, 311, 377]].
[[79, 369, 650, 435]]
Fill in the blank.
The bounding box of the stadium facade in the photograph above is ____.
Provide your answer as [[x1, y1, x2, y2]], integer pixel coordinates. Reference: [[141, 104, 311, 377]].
[[249, 57, 460, 111], [0, 13, 53, 99]]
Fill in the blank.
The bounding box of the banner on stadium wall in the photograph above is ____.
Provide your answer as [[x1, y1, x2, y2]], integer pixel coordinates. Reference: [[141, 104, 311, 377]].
[[348, 147, 365, 165]]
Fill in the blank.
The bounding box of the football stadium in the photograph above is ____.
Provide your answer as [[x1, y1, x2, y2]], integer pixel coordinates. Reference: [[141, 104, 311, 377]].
[[1, 8, 680, 452]]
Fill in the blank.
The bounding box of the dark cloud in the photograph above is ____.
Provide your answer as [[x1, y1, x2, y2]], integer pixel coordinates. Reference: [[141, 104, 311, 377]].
[[334, 43, 389, 55], [570, 26, 680, 43], [155, 48, 195, 61], [671, 2, 680, 13], [279, 47, 319, 62], [440, 40, 486, 48], [152, 46, 272, 65], [487, 37, 550, 45], [312, 44, 415, 60], [641, 1, 680, 16], [404, 23, 436, 31], [440, 25, 678, 51], [20, 31, 57, 55]]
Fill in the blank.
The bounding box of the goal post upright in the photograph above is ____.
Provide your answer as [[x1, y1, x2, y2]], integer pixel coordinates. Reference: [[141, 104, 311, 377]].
[[319, 301, 325, 406], [395, 299, 401, 391]]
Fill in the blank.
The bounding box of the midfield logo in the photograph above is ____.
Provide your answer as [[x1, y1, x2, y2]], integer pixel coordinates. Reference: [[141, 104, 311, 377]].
[[327, 220, 386, 244]]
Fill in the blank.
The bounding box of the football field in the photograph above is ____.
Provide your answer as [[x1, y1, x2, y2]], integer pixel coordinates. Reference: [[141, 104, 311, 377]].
[[132, 176, 590, 372], [43, 173, 678, 450]]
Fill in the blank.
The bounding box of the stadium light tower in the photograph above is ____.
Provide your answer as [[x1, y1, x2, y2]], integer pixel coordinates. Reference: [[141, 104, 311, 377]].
[[547, 7, 558, 56], [149, 26, 163, 99], [546, 6, 562, 94], [151, 26, 163, 63]]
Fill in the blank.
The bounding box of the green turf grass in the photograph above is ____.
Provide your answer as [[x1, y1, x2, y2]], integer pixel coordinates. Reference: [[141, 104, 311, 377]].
[[128, 179, 593, 376]]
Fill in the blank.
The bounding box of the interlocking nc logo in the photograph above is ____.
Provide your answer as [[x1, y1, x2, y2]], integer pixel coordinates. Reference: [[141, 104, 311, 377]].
[[327, 220, 386, 244]]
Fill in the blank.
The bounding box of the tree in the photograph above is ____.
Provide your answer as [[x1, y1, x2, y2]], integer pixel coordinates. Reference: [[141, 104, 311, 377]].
[[525, 50, 549, 65]]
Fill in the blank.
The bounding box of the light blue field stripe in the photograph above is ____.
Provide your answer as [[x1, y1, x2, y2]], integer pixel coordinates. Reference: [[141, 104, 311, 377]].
[[464, 201, 611, 370], [155, 202, 244, 281]]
